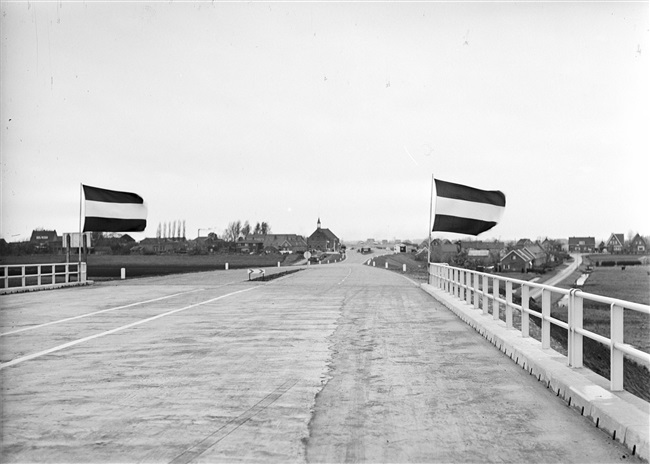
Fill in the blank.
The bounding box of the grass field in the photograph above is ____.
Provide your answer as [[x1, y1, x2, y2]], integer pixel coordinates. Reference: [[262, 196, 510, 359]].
[[369, 253, 429, 282]]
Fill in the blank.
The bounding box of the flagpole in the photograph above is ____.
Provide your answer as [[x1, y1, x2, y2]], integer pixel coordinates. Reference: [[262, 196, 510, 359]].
[[78, 183, 83, 265], [427, 174, 434, 279]]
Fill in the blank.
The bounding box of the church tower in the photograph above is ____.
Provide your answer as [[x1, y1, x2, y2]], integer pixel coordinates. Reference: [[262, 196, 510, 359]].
[[317, 218, 321, 229]]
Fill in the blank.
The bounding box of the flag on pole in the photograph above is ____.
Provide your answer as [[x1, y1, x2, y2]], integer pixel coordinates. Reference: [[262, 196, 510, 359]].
[[432, 178, 505, 236], [82, 185, 147, 232]]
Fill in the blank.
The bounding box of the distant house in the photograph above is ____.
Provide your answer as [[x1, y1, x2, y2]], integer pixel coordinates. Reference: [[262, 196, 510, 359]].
[[516, 238, 534, 248], [394, 243, 417, 253], [461, 240, 505, 265], [262, 234, 309, 254], [605, 233, 625, 254], [29, 229, 62, 253], [629, 234, 648, 254], [518, 243, 547, 267], [236, 235, 265, 253], [308, 218, 341, 252], [120, 234, 136, 244], [237, 234, 309, 254], [429, 239, 461, 263], [568, 237, 595, 253], [500, 248, 535, 272], [541, 238, 563, 253]]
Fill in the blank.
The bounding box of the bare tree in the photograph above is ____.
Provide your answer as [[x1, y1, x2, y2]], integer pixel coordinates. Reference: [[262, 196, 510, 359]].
[[224, 220, 242, 242], [241, 220, 251, 237], [260, 221, 271, 235], [253, 222, 261, 235]]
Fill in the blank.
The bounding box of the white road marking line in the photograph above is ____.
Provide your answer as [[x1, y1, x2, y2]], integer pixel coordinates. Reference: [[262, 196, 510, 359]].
[[338, 267, 353, 285], [0, 286, 258, 370], [0, 289, 206, 337]]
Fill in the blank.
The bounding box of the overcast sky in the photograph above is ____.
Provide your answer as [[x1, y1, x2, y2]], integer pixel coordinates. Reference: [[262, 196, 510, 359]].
[[1, 1, 648, 243]]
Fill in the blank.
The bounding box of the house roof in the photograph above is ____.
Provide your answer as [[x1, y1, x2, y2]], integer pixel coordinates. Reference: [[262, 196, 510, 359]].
[[30, 230, 59, 242], [461, 240, 505, 250], [501, 249, 533, 263], [241, 234, 309, 249], [631, 234, 647, 246], [309, 228, 339, 243], [606, 233, 625, 246], [568, 237, 596, 246]]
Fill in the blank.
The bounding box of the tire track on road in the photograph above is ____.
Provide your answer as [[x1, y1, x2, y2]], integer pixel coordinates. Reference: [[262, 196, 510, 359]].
[[168, 378, 299, 464]]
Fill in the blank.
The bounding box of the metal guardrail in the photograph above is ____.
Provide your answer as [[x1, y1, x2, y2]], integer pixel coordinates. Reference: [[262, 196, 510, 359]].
[[428, 263, 650, 392], [1, 263, 87, 292]]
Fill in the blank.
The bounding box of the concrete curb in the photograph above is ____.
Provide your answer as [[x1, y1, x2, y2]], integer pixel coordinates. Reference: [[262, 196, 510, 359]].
[[0, 281, 94, 295], [421, 283, 649, 462]]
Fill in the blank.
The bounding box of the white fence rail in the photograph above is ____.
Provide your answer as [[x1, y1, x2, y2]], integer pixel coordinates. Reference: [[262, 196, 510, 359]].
[[428, 263, 650, 392], [1, 263, 87, 293]]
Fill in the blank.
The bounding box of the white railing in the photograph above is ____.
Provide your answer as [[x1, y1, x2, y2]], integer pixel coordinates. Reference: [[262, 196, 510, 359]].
[[1, 262, 87, 292], [428, 263, 650, 392]]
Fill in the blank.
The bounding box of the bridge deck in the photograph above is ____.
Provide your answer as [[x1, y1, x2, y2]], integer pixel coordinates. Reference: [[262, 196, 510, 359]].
[[0, 255, 641, 463]]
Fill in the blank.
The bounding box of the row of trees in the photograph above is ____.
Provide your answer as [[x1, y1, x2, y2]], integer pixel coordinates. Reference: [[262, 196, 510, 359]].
[[156, 220, 186, 240], [222, 220, 271, 242]]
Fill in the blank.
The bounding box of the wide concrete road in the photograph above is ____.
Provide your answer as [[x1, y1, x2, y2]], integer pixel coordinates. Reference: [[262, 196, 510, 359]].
[[0, 255, 638, 463]]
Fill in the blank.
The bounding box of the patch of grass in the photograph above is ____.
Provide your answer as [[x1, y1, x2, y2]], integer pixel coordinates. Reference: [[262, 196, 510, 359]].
[[371, 253, 429, 282]]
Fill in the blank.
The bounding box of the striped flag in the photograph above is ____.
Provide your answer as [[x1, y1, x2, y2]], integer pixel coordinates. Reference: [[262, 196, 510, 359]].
[[83, 185, 147, 232], [433, 178, 505, 236]]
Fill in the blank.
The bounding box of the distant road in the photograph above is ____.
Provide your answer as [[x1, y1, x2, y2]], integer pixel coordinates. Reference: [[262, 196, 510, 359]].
[[530, 253, 583, 300]]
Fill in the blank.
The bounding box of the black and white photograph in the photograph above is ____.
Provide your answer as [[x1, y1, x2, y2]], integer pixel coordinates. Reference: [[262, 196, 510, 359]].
[[1, 1, 648, 463]]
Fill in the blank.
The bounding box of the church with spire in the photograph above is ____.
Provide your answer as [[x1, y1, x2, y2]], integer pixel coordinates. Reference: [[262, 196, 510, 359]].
[[307, 218, 341, 252]]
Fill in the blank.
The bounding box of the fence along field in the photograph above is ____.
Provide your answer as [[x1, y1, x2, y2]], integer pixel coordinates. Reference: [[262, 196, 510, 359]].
[[0, 253, 305, 284]]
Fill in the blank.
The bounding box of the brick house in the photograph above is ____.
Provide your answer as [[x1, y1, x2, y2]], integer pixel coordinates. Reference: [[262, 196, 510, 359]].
[[236, 234, 309, 254], [500, 248, 535, 272], [568, 237, 596, 253], [605, 233, 625, 254], [307, 218, 341, 252], [629, 234, 648, 254], [29, 229, 62, 253]]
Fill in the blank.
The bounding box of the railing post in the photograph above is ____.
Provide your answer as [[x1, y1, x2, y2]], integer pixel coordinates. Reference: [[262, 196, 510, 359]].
[[493, 278, 500, 320], [506, 280, 513, 329], [452, 269, 458, 298], [37, 264, 42, 286], [81, 262, 87, 283], [445, 266, 451, 293], [65, 264, 70, 283], [521, 285, 530, 337], [610, 303, 624, 391], [22, 265, 26, 287], [473, 272, 479, 309], [541, 289, 551, 349], [568, 289, 583, 368], [465, 271, 471, 305], [482, 274, 489, 314]]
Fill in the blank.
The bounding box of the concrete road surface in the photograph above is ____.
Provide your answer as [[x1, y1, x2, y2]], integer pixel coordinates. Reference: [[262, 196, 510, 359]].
[[0, 254, 639, 463]]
